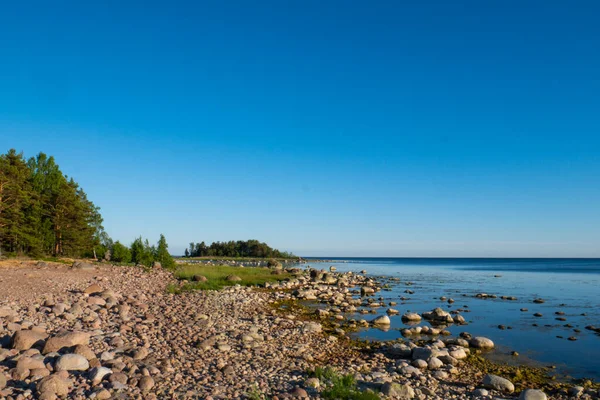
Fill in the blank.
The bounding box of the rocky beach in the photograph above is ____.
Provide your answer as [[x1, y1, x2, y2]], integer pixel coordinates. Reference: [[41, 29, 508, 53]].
[[0, 260, 598, 399]]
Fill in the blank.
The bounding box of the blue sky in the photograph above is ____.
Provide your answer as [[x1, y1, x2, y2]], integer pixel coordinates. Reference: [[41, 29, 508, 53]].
[[1, 1, 599, 257]]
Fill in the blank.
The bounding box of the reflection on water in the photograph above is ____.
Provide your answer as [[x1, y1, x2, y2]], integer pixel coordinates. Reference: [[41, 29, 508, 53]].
[[304, 258, 600, 379]]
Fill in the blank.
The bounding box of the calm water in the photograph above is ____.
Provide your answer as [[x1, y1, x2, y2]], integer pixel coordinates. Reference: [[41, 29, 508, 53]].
[[304, 258, 600, 380]]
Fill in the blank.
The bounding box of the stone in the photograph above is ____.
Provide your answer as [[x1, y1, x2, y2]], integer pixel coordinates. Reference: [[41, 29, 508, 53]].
[[31, 368, 51, 378], [412, 347, 439, 360], [482, 374, 514, 393], [433, 370, 449, 379], [11, 329, 48, 351], [399, 365, 421, 377], [43, 331, 90, 354], [449, 348, 467, 360], [55, 354, 89, 371], [90, 367, 112, 384], [428, 357, 443, 369], [371, 315, 391, 325], [37, 373, 73, 397], [473, 388, 488, 397], [83, 284, 103, 294], [73, 344, 96, 360], [402, 312, 421, 321], [71, 261, 94, 270], [139, 376, 155, 392], [303, 322, 322, 333], [192, 275, 208, 282], [0, 306, 17, 318], [412, 359, 428, 369], [226, 275, 242, 281], [305, 377, 320, 388], [17, 356, 46, 370], [519, 389, 548, 400], [381, 382, 414, 399], [469, 336, 494, 349], [96, 389, 111, 400], [289, 387, 308, 397], [132, 347, 149, 360]]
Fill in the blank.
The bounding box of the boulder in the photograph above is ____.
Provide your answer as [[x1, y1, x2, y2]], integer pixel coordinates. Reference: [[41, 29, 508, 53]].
[[55, 354, 89, 371], [11, 329, 48, 351], [469, 336, 494, 349], [16, 356, 46, 370], [225, 275, 242, 282], [132, 347, 149, 360], [138, 376, 155, 392], [43, 331, 90, 354], [83, 284, 103, 295], [37, 373, 73, 397], [0, 306, 17, 318], [381, 382, 414, 399], [519, 389, 548, 400], [90, 367, 112, 384], [371, 315, 391, 325], [428, 357, 443, 369], [482, 374, 514, 393], [401, 312, 422, 322], [192, 275, 208, 282]]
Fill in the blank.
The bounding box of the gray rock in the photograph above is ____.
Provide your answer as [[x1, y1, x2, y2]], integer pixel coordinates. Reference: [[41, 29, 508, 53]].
[[381, 382, 415, 399], [428, 357, 443, 369], [55, 354, 89, 371], [482, 374, 514, 393], [519, 389, 548, 400], [473, 388, 489, 397], [469, 336, 495, 349]]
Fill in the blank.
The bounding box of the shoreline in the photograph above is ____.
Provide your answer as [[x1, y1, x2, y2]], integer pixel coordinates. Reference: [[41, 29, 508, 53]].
[[0, 260, 597, 399]]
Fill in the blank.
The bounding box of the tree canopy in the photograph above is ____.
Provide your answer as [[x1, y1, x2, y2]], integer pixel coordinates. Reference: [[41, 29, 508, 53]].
[[186, 240, 294, 258], [0, 149, 105, 257]]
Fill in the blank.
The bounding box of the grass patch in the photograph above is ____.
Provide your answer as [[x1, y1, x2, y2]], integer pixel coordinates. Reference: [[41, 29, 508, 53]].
[[308, 367, 380, 400], [171, 264, 295, 291]]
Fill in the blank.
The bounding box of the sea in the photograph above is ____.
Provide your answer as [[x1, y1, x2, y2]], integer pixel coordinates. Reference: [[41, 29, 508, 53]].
[[302, 258, 600, 380]]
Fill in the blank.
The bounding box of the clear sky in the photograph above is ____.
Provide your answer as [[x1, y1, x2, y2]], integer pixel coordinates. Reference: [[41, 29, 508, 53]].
[[1, 1, 599, 257]]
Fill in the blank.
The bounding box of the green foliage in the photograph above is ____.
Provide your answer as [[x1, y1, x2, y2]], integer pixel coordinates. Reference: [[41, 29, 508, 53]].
[[155, 233, 175, 268], [0, 149, 105, 257], [246, 384, 271, 400], [308, 367, 380, 400], [172, 264, 293, 291], [130, 236, 154, 266], [111, 241, 131, 263], [185, 239, 295, 258]]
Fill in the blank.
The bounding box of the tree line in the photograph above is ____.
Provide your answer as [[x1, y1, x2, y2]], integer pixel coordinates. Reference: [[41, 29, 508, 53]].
[[0, 149, 175, 268], [105, 234, 175, 268], [0, 149, 103, 257], [185, 240, 295, 258]]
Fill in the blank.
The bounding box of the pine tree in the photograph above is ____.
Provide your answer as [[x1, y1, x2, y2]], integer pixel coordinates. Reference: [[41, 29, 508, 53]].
[[155, 234, 175, 268], [0, 150, 34, 255]]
